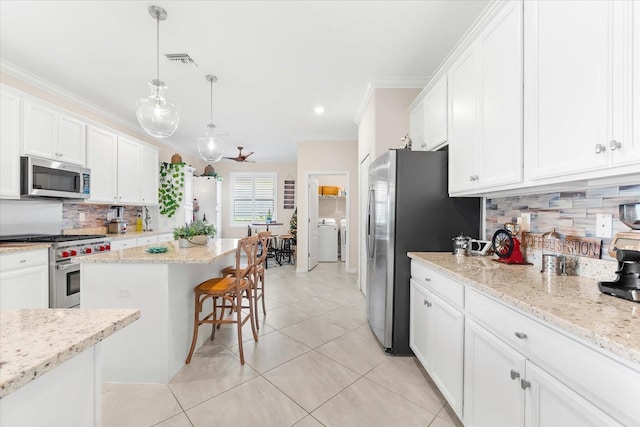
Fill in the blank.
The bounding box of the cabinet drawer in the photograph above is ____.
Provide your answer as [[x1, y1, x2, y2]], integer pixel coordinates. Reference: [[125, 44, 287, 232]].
[[136, 236, 158, 246], [110, 238, 137, 251], [0, 248, 48, 272], [466, 287, 640, 426], [157, 233, 173, 243], [411, 261, 464, 309]]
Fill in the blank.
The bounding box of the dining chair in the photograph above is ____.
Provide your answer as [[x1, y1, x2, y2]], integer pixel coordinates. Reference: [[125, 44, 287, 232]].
[[185, 235, 259, 365], [221, 231, 271, 330]]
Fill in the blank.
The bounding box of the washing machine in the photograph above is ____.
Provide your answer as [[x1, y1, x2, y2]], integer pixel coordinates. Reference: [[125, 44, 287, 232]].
[[339, 218, 347, 262], [318, 218, 338, 262]]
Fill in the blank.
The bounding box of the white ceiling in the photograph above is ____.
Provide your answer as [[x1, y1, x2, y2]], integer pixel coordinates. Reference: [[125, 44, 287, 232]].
[[0, 1, 489, 162]]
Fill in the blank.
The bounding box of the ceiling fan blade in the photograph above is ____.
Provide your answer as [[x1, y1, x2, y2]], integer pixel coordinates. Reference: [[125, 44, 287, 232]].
[[244, 152, 254, 158]]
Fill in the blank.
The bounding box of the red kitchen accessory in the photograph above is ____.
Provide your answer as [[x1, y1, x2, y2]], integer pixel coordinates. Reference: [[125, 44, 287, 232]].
[[491, 223, 528, 264]]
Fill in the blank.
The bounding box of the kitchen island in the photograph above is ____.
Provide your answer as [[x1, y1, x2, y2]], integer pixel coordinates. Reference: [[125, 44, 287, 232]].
[[0, 308, 139, 427], [79, 238, 238, 384]]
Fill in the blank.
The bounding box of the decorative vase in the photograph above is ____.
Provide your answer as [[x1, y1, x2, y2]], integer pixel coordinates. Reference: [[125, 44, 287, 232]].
[[178, 238, 192, 248], [188, 235, 208, 245]]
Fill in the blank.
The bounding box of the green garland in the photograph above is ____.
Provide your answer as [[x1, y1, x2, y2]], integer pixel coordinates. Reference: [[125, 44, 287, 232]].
[[158, 162, 185, 218]]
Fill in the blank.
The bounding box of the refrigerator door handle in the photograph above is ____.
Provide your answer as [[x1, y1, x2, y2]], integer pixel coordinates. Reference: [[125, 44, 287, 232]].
[[366, 187, 375, 259]]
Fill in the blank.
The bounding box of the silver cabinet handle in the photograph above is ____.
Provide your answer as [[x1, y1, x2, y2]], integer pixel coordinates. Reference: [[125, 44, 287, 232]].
[[520, 379, 531, 390], [609, 140, 622, 151], [510, 369, 520, 380], [469, 175, 479, 182], [19, 259, 27, 263], [423, 300, 432, 307], [514, 332, 527, 339], [424, 277, 431, 282], [595, 144, 606, 154]]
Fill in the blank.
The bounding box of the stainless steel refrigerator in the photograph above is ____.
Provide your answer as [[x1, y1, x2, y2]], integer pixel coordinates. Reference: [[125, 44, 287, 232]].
[[366, 149, 480, 355]]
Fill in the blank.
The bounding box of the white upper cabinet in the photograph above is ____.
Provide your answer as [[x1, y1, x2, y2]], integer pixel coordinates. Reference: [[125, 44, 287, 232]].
[[525, 0, 639, 180], [116, 136, 141, 204], [409, 101, 426, 151], [449, 0, 523, 194], [22, 100, 85, 165], [424, 75, 448, 151], [0, 90, 21, 199], [140, 145, 159, 205], [86, 125, 118, 203]]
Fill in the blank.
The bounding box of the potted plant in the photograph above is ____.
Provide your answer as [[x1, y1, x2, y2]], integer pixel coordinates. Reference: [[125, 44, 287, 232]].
[[173, 219, 216, 248]]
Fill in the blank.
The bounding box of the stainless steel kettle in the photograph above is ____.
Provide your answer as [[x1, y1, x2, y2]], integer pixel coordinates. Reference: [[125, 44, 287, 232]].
[[452, 233, 471, 256]]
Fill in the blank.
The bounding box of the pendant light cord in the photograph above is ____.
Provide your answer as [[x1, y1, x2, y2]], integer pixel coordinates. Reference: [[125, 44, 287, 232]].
[[156, 15, 160, 82], [210, 79, 214, 123]]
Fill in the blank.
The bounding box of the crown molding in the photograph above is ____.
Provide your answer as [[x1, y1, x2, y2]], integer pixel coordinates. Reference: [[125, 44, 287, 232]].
[[353, 76, 430, 125], [0, 58, 184, 153]]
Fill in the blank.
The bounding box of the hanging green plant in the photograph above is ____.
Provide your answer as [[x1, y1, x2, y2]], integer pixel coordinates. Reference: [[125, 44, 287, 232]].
[[158, 162, 186, 218]]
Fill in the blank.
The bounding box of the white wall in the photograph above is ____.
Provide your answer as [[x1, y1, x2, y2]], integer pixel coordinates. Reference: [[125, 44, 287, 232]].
[[210, 161, 297, 238], [297, 140, 358, 273]]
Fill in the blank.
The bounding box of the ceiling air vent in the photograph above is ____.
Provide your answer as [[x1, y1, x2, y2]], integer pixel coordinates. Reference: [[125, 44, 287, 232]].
[[165, 53, 198, 67]]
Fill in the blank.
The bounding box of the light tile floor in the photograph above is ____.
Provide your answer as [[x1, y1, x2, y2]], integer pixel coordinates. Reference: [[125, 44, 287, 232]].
[[102, 262, 463, 427]]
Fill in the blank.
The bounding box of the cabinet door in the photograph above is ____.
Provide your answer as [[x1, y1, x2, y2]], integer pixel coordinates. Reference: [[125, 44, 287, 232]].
[[0, 250, 49, 309], [86, 126, 118, 203], [613, 0, 640, 166], [0, 90, 21, 199], [525, 0, 613, 178], [409, 101, 426, 151], [448, 46, 480, 193], [464, 319, 526, 427], [57, 114, 86, 165], [23, 100, 58, 160], [140, 145, 159, 205], [524, 362, 622, 427], [116, 137, 141, 204], [429, 292, 464, 418], [477, 0, 523, 188], [424, 75, 448, 150], [110, 238, 137, 251], [409, 279, 431, 369]]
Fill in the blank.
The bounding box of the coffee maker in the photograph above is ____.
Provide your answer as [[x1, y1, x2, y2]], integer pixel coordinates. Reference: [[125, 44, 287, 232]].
[[598, 203, 640, 302], [107, 206, 127, 234]]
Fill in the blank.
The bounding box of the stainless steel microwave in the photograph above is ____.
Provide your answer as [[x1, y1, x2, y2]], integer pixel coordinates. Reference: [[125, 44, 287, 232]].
[[20, 156, 91, 199]]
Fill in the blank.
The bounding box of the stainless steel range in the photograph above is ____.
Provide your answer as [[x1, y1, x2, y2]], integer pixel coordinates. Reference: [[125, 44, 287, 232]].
[[0, 234, 111, 308]]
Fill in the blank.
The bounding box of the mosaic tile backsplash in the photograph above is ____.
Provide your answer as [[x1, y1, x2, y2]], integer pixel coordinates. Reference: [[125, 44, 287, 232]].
[[486, 184, 640, 269], [63, 203, 145, 230]]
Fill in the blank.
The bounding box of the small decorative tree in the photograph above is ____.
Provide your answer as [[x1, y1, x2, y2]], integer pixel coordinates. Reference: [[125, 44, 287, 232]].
[[289, 207, 297, 240]]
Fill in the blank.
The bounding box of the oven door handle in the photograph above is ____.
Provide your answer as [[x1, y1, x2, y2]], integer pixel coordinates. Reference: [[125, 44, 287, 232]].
[[56, 263, 78, 271]]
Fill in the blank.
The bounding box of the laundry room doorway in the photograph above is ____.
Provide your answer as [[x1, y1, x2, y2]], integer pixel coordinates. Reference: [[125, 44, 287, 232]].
[[306, 172, 350, 271]]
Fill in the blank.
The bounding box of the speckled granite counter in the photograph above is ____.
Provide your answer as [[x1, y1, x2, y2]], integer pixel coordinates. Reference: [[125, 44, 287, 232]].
[[77, 238, 238, 264], [408, 252, 639, 367], [0, 308, 139, 398], [0, 243, 51, 254]]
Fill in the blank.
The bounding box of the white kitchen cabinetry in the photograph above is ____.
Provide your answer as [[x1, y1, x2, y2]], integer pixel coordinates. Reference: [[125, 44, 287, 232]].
[[0, 249, 49, 309], [140, 145, 159, 205], [86, 125, 118, 203], [409, 263, 464, 418], [525, 0, 640, 180], [0, 89, 21, 199], [22, 100, 86, 165], [136, 235, 158, 246], [157, 233, 173, 243], [424, 75, 448, 151], [116, 136, 141, 204], [110, 238, 137, 251], [465, 287, 634, 427], [409, 101, 426, 151], [449, 0, 523, 194]]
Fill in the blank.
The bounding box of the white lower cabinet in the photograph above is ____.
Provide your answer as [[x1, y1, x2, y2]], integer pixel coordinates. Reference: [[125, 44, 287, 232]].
[[410, 260, 639, 427], [410, 264, 464, 418], [157, 233, 173, 243], [136, 235, 158, 246], [0, 249, 49, 309], [110, 238, 136, 251]]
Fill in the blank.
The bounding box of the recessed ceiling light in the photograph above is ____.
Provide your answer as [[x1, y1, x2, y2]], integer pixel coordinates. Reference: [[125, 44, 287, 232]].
[[314, 106, 325, 114]]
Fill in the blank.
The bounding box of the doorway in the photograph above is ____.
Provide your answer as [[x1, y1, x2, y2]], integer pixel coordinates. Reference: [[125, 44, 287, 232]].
[[305, 172, 349, 272]]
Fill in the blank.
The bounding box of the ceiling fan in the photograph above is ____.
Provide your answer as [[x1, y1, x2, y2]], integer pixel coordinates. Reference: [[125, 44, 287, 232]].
[[224, 146, 255, 163]]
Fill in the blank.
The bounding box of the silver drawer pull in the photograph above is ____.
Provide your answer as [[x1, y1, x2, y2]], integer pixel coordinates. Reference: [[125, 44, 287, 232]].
[[424, 277, 431, 282], [609, 140, 622, 151], [594, 143, 606, 154], [423, 300, 432, 307], [520, 379, 531, 390], [514, 332, 527, 339], [19, 259, 27, 263], [510, 369, 520, 380]]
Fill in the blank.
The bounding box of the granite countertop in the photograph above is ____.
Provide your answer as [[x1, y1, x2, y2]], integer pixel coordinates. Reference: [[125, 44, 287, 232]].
[[63, 227, 171, 241], [408, 252, 640, 368], [77, 238, 239, 264], [0, 243, 51, 254], [0, 308, 140, 398]]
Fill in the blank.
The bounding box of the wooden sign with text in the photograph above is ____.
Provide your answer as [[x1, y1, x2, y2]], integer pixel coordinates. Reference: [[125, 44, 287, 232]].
[[521, 233, 602, 259]]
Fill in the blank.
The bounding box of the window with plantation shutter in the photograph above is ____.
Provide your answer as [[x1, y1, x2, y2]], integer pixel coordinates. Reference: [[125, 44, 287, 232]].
[[230, 172, 277, 225]]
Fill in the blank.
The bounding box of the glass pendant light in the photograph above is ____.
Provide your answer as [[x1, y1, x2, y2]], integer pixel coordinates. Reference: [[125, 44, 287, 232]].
[[197, 75, 224, 163], [136, 5, 179, 138]]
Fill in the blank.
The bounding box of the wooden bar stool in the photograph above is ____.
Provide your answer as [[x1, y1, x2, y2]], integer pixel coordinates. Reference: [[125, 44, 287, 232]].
[[221, 231, 271, 330], [185, 235, 259, 365]]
